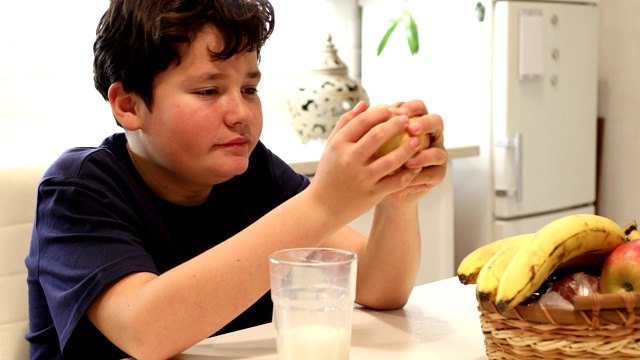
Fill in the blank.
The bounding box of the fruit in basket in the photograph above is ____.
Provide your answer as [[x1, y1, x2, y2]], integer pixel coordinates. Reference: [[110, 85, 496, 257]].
[[475, 234, 533, 301], [624, 219, 640, 241], [550, 271, 600, 303], [457, 233, 534, 285], [599, 239, 640, 294], [494, 214, 626, 312], [368, 104, 430, 158]]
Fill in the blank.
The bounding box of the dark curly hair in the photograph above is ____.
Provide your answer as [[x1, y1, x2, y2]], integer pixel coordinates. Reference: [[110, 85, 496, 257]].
[[93, 0, 275, 125]]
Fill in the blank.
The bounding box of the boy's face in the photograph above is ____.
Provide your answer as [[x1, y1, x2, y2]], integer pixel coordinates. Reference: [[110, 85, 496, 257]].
[[129, 26, 263, 193]]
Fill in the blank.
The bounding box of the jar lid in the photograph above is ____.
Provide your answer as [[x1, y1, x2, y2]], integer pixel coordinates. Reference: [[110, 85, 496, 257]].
[[310, 33, 348, 76]]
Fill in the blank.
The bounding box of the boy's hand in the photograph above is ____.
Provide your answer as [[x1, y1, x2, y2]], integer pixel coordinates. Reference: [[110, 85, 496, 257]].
[[384, 100, 448, 205], [309, 101, 423, 221]]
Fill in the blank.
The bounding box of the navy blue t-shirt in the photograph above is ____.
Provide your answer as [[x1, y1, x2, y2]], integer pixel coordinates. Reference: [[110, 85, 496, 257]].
[[25, 133, 310, 359]]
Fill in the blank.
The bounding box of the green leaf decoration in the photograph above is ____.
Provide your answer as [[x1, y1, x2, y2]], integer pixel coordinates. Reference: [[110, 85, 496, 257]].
[[377, 7, 420, 57], [403, 10, 419, 55], [377, 19, 400, 56]]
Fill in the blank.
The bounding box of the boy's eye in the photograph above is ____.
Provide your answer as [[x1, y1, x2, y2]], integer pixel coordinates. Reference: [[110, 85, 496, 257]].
[[196, 89, 217, 96], [244, 87, 259, 95]]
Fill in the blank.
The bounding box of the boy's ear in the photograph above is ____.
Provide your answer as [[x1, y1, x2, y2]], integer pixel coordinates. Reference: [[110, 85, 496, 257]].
[[108, 82, 144, 131]]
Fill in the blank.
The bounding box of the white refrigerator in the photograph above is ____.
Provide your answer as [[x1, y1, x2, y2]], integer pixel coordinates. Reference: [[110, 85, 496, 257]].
[[360, 0, 599, 265], [491, 0, 598, 238]]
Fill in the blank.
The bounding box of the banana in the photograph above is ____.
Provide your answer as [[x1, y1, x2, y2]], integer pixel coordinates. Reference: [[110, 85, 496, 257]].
[[457, 233, 534, 285], [624, 219, 640, 241], [494, 214, 626, 312], [475, 233, 533, 302]]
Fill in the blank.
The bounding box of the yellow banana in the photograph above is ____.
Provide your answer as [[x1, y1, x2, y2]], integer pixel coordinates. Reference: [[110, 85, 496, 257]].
[[457, 233, 533, 285], [624, 219, 640, 241], [475, 233, 533, 302], [495, 214, 626, 312]]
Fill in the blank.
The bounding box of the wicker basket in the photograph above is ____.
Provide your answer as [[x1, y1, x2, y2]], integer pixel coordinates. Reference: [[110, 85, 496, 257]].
[[477, 292, 640, 359]]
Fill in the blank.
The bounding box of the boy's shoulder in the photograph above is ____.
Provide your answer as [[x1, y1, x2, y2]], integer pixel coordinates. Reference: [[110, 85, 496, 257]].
[[44, 133, 130, 182]]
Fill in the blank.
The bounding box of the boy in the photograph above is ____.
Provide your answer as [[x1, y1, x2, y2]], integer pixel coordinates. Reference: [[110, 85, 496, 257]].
[[25, 0, 447, 359]]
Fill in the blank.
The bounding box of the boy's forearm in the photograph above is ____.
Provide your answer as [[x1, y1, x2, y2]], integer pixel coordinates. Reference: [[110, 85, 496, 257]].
[[354, 202, 421, 309], [88, 189, 351, 358]]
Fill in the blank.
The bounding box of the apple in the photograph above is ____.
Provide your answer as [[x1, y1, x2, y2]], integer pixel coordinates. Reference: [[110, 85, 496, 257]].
[[368, 104, 430, 158], [599, 239, 640, 294]]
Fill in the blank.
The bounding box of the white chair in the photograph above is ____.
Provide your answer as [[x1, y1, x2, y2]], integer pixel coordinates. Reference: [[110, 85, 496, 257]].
[[0, 167, 46, 360]]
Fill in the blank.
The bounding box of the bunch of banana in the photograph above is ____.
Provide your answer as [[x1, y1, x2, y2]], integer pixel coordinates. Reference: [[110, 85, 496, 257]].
[[457, 214, 628, 312], [475, 233, 533, 302], [457, 233, 533, 285], [625, 219, 640, 240], [495, 214, 626, 311]]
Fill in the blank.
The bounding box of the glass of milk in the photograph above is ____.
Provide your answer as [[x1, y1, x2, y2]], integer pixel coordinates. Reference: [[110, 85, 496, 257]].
[[269, 248, 357, 360]]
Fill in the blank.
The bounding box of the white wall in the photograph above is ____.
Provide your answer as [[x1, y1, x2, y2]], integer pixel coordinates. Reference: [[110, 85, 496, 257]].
[[1, 0, 637, 250], [597, 1, 640, 227], [0, 0, 361, 168], [0, 1, 117, 168]]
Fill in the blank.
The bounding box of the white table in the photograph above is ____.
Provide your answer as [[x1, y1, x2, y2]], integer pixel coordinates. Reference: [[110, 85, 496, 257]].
[[175, 277, 488, 359]]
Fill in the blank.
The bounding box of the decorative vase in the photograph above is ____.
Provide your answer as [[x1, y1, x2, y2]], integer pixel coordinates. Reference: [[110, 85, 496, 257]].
[[288, 34, 369, 144]]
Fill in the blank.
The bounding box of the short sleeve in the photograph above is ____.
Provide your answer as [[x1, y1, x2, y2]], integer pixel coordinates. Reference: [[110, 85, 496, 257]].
[[26, 148, 160, 354]]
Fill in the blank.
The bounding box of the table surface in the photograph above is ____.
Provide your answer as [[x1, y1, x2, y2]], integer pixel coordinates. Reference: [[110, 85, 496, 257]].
[[174, 277, 489, 359]]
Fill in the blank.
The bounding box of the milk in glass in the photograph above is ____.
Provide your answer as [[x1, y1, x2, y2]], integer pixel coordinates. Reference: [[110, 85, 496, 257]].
[[276, 325, 350, 360], [270, 248, 357, 360]]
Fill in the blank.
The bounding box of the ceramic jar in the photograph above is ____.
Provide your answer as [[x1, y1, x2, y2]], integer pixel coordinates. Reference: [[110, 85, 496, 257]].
[[288, 34, 369, 144]]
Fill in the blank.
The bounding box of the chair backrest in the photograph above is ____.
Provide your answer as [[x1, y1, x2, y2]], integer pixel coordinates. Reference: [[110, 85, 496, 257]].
[[0, 167, 46, 360]]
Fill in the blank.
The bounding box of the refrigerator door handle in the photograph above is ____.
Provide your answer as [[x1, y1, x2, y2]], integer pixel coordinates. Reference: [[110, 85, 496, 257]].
[[495, 132, 523, 202]]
